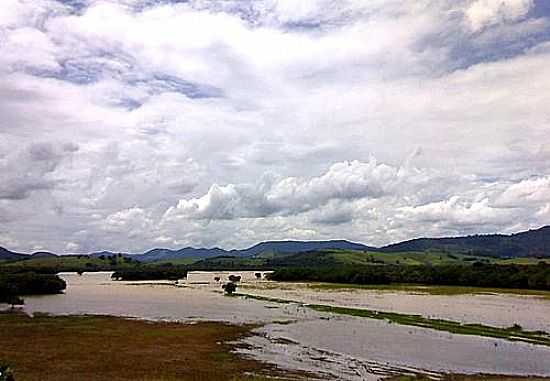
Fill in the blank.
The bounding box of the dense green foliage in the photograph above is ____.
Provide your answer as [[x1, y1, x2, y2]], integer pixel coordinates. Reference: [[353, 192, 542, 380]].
[[0, 272, 66, 304], [0, 364, 15, 381], [0, 254, 139, 274], [268, 262, 550, 290], [188, 256, 267, 270], [111, 267, 187, 281]]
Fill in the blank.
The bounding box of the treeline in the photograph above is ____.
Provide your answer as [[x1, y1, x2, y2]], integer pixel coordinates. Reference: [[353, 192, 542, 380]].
[[111, 267, 187, 281], [267, 263, 550, 290], [1, 254, 140, 274], [0, 272, 66, 305]]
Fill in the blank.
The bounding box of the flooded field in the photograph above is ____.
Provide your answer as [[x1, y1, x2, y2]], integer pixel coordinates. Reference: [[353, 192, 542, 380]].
[[240, 282, 550, 331], [7, 272, 550, 380], [20, 272, 302, 324]]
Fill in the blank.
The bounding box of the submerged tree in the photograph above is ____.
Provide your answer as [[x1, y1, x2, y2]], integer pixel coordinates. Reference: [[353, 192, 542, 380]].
[[0, 364, 15, 381], [6, 295, 24, 309], [222, 282, 237, 295], [0, 284, 24, 309]]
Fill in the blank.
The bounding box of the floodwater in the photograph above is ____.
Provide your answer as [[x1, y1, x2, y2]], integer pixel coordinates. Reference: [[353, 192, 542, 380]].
[[241, 282, 550, 331], [19, 272, 304, 324], [6, 272, 550, 380]]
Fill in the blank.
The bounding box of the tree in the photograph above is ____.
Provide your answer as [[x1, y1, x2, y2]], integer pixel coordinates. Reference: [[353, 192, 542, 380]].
[[255, 273, 262, 279], [0, 282, 24, 309], [228, 275, 241, 283], [6, 294, 24, 309], [222, 282, 237, 295], [0, 364, 15, 381]]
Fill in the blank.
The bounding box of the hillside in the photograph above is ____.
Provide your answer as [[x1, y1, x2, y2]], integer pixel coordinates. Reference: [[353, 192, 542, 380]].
[[264, 250, 500, 268], [234, 240, 373, 257], [0, 247, 27, 261], [381, 226, 550, 258], [133, 247, 229, 263]]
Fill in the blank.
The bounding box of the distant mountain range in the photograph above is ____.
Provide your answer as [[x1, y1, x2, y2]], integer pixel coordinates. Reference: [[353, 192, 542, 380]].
[[1, 226, 549, 263], [380, 226, 550, 257]]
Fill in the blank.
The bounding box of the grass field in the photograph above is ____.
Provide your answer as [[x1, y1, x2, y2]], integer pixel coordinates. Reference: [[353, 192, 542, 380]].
[[1, 255, 137, 270], [312, 250, 547, 266], [330, 250, 488, 266], [0, 311, 305, 381]]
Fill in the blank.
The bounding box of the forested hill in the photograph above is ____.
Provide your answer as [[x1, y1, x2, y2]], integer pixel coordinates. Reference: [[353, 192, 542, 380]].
[[380, 226, 550, 258], [0, 247, 27, 261], [233, 240, 374, 257]]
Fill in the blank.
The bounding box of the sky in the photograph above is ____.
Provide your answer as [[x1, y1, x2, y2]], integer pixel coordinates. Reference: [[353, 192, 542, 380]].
[[1, 0, 550, 253]]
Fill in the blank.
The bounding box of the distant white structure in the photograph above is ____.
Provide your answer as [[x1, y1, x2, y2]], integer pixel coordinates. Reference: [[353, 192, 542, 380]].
[[185, 270, 273, 284]]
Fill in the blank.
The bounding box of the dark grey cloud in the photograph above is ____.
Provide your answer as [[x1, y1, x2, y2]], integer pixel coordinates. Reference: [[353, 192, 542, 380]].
[[0, 142, 78, 200]]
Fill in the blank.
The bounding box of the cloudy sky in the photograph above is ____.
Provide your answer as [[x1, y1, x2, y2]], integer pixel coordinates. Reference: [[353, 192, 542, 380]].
[[1, 0, 550, 253]]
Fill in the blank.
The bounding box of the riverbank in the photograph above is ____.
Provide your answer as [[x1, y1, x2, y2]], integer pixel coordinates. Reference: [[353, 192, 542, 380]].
[[0, 311, 305, 381]]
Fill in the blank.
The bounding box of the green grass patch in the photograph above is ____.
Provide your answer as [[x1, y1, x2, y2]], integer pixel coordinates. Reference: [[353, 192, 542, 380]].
[[1, 255, 139, 272], [308, 304, 550, 347], [318, 250, 495, 267]]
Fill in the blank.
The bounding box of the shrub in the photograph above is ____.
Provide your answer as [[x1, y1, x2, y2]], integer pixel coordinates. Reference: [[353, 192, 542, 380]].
[[0, 364, 15, 381], [222, 282, 237, 295]]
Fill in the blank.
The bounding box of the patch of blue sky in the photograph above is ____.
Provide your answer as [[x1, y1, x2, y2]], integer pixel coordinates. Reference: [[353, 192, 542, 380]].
[[107, 97, 143, 111], [56, 0, 90, 14], [128, 73, 223, 99], [28, 53, 132, 84], [415, 15, 550, 74], [125, 0, 189, 12], [27, 62, 102, 84], [29, 59, 221, 100], [530, 0, 550, 19], [56, 0, 191, 13], [450, 29, 550, 70]]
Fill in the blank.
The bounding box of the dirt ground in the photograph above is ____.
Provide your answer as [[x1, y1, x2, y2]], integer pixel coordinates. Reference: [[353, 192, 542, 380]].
[[0, 311, 302, 381]]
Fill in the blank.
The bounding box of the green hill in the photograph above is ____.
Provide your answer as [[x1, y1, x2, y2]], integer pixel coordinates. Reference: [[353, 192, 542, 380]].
[[381, 226, 550, 257]]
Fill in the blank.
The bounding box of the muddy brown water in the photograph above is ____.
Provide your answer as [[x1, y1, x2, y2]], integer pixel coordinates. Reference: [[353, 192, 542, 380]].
[[4, 272, 549, 381]]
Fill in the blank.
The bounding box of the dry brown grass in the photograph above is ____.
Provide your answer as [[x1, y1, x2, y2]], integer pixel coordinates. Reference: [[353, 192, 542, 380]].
[[0, 311, 300, 381]]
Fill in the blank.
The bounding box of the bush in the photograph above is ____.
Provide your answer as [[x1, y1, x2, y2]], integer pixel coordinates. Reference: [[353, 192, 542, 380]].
[[0, 272, 66, 304], [0, 364, 15, 381], [111, 268, 187, 281], [222, 282, 237, 295]]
